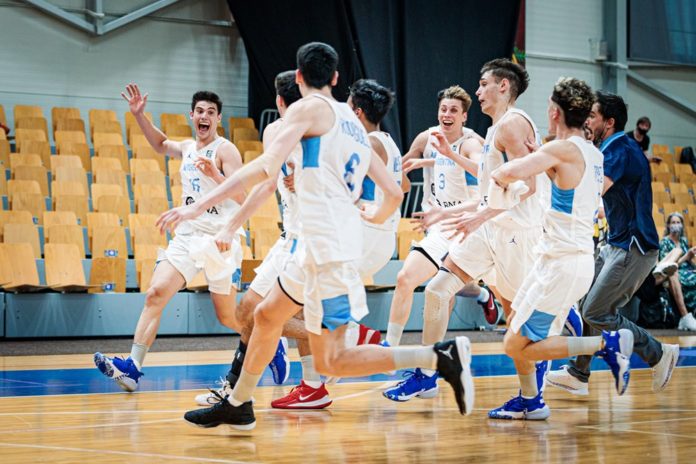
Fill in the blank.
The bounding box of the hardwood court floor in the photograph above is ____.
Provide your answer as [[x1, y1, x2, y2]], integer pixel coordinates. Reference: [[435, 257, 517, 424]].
[[0, 337, 695, 463]]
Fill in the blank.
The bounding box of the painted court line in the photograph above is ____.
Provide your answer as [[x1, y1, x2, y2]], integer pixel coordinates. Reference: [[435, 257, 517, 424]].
[[0, 418, 181, 435]]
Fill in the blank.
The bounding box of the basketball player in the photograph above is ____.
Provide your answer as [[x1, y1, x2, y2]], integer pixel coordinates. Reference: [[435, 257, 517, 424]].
[[382, 86, 495, 402], [157, 42, 474, 429], [93, 85, 246, 392], [487, 77, 633, 420]]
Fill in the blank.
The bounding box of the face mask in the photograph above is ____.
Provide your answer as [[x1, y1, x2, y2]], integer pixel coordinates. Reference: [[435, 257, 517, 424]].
[[637, 127, 649, 136], [670, 224, 683, 235]]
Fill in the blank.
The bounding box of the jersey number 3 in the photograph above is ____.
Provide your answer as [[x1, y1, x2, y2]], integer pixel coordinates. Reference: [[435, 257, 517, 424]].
[[344, 153, 360, 191]]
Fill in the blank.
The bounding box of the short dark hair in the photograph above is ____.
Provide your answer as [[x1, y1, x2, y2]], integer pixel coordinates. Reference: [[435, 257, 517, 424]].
[[480, 58, 529, 99], [637, 116, 651, 127], [191, 91, 222, 113], [296, 42, 338, 89], [595, 91, 628, 132], [349, 79, 395, 125], [437, 85, 472, 112], [274, 70, 302, 107], [551, 77, 596, 128]]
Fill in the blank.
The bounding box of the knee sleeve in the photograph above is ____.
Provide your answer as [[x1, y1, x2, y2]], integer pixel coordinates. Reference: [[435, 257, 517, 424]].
[[423, 269, 464, 344]]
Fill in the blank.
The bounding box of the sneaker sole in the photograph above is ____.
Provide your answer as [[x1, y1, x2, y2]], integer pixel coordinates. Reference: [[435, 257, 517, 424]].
[[455, 336, 474, 415], [93, 353, 114, 377], [545, 377, 589, 396], [184, 418, 256, 431], [271, 399, 332, 409], [616, 329, 634, 395], [653, 345, 679, 392], [489, 405, 551, 421]]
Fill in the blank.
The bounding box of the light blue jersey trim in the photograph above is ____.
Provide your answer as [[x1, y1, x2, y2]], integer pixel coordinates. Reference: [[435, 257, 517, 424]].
[[520, 310, 556, 342], [465, 171, 478, 186], [551, 183, 574, 214], [302, 137, 321, 168], [599, 131, 625, 152], [360, 177, 376, 201]]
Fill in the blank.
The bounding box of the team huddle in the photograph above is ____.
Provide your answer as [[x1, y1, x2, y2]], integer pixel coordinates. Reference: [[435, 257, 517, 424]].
[[92, 41, 679, 429]]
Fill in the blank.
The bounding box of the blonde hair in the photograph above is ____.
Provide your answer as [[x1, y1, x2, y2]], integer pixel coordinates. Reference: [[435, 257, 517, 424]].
[[437, 85, 472, 112]]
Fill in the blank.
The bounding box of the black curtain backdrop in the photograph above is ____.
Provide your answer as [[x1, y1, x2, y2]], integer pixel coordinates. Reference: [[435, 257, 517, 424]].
[[227, 0, 521, 150]]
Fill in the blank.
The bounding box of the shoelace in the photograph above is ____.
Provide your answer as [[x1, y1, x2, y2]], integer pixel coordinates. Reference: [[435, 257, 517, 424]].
[[205, 377, 229, 404], [394, 370, 421, 387]]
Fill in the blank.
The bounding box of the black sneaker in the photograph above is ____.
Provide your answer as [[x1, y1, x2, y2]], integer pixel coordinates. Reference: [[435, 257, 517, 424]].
[[433, 336, 474, 415], [184, 398, 256, 431]]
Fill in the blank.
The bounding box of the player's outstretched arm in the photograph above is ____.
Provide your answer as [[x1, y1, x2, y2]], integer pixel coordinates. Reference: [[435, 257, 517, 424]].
[[121, 83, 183, 158], [362, 151, 403, 225], [491, 143, 562, 187]]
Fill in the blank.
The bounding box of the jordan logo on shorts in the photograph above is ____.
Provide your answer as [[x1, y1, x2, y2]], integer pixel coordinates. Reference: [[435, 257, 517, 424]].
[[509, 236, 517, 245]]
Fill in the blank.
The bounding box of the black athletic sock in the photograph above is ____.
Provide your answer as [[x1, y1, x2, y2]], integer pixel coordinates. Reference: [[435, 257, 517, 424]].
[[226, 341, 247, 384]]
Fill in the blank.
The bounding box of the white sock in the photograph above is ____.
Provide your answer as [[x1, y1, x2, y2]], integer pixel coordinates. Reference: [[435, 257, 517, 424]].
[[301, 355, 322, 388], [477, 287, 490, 303], [519, 372, 538, 399], [229, 369, 261, 405], [129, 343, 148, 370], [386, 322, 404, 347], [567, 336, 603, 357], [392, 346, 437, 370]]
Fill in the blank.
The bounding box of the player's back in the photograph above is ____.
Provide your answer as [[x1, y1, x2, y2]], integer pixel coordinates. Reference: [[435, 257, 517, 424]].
[[359, 131, 402, 233], [296, 94, 372, 265]]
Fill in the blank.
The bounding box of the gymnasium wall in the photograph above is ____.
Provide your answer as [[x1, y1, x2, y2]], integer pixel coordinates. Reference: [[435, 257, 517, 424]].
[[0, 0, 248, 138], [520, 0, 696, 148]]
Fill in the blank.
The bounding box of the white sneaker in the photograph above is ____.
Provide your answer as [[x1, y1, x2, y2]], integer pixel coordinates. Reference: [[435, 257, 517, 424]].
[[545, 365, 589, 396], [678, 313, 696, 331], [194, 378, 230, 406], [653, 262, 678, 278], [652, 344, 679, 393]]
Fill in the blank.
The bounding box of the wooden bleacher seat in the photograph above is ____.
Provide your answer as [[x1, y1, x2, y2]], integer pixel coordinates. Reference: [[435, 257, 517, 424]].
[[91, 183, 124, 207], [127, 124, 144, 145], [10, 153, 43, 169], [672, 192, 693, 205], [56, 141, 91, 171], [132, 146, 165, 172], [168, 158, 182, 179], [249, 216, 280, 232], [95, 195, 131, 224], [128, 213, 158, 229], [130, 133, 149, 149], [125, 112, 152, 141], [18, 139, 51, 168], [91, 120, 122, 139], [16, 117, 49, 138], [92, 156, 124, 173], [0, 104, 7, 126], [186, 270, 209, 291], [54, 166, 88, 193], [95, 145, 129, 172], [93, 132, 124, 151], [398, 230, 424, 259], [93, 169, 128, 196], [133, 171, 166, 191], [91, 226, 128, 258], [50, 155, 83, 172], [55, 130, 87, 147], [0, 243, 44, 292], [131, 226, 167, 247], [10, 192, 46, 225], [216, 126, 226, 138], [15, 128, 47, 152], [653, 172, 672, 185], [52, 107, 81, 130], [134, 243, 160, 261], [166, 124, 192, 138], [241, 258, 262, 283], [252, 229, 277, 259], [86, 212, 120, 242], [653, 190, 670, 205], [88, 109, 118, 128], [236, 140, 263, 153], [88, 256, 126, 293], [232, 127, 260, 143], [0, 128, 4, 141], [229, 117, 255, 130], [3, 223, 41, 259], [0, 173, 6, 196], [44, 211, 78, 227], [55, 194, 89, 226], [44, 243, 89, 291], [130, 158, 162, 183], [55, 118, 86, 135], [137, 197, 169, 215], [133, 184, 167, 203], [0, 139, 10, 167], [242, 244, 253, 260], [8, 179, 41, 196], [161, 113, 188, 133], [14, 105, 43, 120], [0, 210, 33, 241], [13, 165, 49, 196], [669, 182, 688, 194]]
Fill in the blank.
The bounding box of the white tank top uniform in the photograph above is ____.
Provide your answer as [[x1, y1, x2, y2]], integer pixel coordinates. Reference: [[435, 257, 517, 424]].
[[510, 136, 605, 341], [280, 94, 373, 334], [358, 131, 402, 279], [278, 146, 302, 238], [161, 137, 244, 294]]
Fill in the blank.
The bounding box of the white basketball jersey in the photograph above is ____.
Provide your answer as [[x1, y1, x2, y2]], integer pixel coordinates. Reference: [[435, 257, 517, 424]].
[[177, 137, 242, 235], [479, 108, 545, 229], [359, 131, 403, 232], [542, 136, 604, 256], [296, 94, 372, 265]]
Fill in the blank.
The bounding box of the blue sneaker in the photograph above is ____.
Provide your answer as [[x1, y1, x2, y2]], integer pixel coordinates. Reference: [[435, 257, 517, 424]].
[[488, 391, 550, 420], [596, 329, 634, 395], [564, 305, 583, 337], [269, 337, 290, 385], [535, 360, 551, 392], [383, 368, 439, 402], [93, 353, 143, 392]]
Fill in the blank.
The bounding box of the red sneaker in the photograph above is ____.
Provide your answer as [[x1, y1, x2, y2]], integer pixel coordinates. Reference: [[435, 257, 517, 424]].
[[479, 288, 500, 325], [357, 323, 381, 345], [271, 381, 332, 410]]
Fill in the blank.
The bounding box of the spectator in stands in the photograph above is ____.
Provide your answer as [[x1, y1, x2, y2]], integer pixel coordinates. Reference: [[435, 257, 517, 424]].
[[659, 212, 696, 331], [626, 116, 651, 158]]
